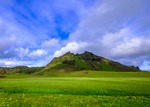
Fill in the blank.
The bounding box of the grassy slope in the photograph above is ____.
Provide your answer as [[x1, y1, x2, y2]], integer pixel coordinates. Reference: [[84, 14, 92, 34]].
[[41, 51, 76, 73], [75, 56, 92, 70], [0, 71, 150, 107], [100, 61, 120, 71], [40, 51, 140, 75]]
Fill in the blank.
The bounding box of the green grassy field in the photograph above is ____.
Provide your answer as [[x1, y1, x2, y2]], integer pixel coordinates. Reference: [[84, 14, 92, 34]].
[[0, 71, 150, 107]]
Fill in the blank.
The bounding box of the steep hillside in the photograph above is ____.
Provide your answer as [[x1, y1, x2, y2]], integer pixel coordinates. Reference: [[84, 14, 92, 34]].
[[43, 51, 77, 72], [41, 51, 140, 73]]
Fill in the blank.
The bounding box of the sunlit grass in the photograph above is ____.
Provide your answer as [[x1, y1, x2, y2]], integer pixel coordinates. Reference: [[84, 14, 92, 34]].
[[0, 71, 150, 106]]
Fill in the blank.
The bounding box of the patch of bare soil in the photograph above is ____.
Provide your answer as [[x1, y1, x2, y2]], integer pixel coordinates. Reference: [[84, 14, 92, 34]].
[[82, 71, 88, 74], [55, 67, 75, 73], [81, 59, 86, 64], [0, 76, 6, 78]]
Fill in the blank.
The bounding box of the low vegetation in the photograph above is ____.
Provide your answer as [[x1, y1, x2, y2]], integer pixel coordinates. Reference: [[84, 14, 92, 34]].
[[0, 71, 150, 107]]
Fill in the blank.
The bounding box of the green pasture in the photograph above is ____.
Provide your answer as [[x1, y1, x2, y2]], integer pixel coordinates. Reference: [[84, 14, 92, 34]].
[[0, 71, 150, 107]]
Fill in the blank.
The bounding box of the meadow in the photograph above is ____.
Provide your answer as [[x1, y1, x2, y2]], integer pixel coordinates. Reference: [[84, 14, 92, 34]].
[[0, 71, 150, 107]]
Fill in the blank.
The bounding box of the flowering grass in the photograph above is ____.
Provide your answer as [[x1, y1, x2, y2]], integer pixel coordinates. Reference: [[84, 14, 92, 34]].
[[0, 71, 150, 107], [0, 93, 150, 107]]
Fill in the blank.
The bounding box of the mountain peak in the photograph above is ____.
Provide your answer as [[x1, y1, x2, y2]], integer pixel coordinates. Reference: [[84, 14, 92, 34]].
[[83, 51, 94, 55], [64, 51, 72, 55], [66, 51, 71, 53], [62, 51, 74, 57], [84, 51, 93, 53]]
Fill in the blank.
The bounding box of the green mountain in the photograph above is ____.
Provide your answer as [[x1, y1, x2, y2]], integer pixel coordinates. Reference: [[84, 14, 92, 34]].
[[0, 51, 141, 75], [41, 51, 140, 73]]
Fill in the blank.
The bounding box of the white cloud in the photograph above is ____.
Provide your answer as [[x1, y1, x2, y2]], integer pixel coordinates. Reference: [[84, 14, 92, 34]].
[[109, 34, 150, 59], [0, 47, 29, 59], [112, 37, 142, 57], [5, 61, 19, 67], [0, 60, 32, 67], [140, 60, 150, 71], [29, 49, 48, 59], [29, 60, 47, 67], [97, 28, 150, 59], [18, 48, 29, 57], [53, 42, 89, 57], [41, 38, 60, 48], [69, 0, 145, 42]]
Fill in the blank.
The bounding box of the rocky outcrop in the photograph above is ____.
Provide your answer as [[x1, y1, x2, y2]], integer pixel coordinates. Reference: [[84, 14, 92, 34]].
[[62, 60, 75, 65]]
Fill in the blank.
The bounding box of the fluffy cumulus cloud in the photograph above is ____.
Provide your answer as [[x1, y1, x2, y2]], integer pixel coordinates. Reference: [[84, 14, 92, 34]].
[[140, 60, 150, 71], [0, 60, 18, 67], [0, 60, 32, 67], [53, 42, 89, 57], [0, 0, 150, 70], [29, 49, 48, 60]]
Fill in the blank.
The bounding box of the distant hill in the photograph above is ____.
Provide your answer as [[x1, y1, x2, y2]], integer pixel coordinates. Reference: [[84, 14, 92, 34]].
[[0, 66, 44, 75], [41, 51, 140, 73]]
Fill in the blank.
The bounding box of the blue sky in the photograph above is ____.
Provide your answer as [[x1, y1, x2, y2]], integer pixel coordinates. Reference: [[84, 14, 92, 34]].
[[0, 0, 150, 71]]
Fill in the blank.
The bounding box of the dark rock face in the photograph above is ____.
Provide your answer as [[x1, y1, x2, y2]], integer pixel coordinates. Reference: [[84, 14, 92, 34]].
[[0, 69, 7, 75], [109, 61, 120, 66], [129, 65, 140, 71], [0, 76, 6, 78], [136, 66, 140, 70], [109, 62, 140, 71], [92, 57, 101, 61], [77, 51, 102, 62], [62, 60, 75, 65]]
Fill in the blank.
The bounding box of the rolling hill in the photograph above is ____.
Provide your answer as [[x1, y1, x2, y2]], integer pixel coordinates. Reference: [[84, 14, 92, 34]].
[[0, 66, 44, 75]]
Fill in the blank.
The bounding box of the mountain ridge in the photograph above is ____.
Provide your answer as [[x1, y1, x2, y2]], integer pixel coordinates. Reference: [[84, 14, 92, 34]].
[[42, 51, 140, 73]]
